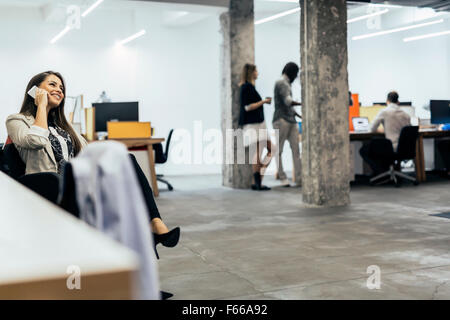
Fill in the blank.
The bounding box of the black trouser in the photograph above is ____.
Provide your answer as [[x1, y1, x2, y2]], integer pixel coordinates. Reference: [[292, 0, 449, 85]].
[[437, 140, 450, 171], [359, 141, 392, 176], [129, 154, 161, 221], [26, 154, 161, 222]]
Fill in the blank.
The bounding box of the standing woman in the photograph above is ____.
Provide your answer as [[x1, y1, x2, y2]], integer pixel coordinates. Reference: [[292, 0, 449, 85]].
[[239, 63, 274, 191], [6, 71, 179, 252]]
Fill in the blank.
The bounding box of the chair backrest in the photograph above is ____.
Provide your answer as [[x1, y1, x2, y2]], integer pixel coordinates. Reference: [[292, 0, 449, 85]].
[[0, 143, 6, 173], [164, 129, 174, 158], [2, 143, 26, 179], [155, 129, 174, 164], [396, 126, 419, 160], [59, 162, 80, 218]]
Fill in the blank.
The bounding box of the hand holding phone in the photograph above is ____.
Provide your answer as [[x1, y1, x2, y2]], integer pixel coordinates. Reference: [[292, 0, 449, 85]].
[[27, 85, 38, 99], [29, 86, 48, 108]]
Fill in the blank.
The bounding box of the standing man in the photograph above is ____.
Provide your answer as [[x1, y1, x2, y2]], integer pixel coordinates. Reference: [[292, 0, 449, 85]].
[[272, 62, 302, 187]]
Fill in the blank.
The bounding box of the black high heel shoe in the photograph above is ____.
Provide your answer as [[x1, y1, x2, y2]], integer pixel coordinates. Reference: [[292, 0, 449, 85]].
[[152, 227, 180, 259]]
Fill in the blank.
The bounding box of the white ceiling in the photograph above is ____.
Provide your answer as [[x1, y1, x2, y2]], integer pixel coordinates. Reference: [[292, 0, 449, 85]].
[[0, 0, 446, 28]]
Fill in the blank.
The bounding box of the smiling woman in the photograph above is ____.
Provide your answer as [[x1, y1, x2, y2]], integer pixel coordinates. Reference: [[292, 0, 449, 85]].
[[4, 70, 180, 262], [6, 71, 86, 174]]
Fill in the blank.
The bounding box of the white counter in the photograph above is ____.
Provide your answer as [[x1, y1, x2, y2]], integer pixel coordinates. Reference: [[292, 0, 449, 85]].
[[0, 172, 139, 299]]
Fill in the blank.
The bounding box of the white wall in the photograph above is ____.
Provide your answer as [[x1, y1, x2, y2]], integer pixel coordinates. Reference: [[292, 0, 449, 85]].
[[0, 2, 222, 175], [348, 9, 450, 118], [1, 2, 449, 176]]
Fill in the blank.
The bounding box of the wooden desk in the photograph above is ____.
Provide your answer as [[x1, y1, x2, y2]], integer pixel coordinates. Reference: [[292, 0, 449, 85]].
[[0, 172, 138, 299], [350, 130, 450, 183], [110, 138, 164, 197], [415, 130, 450, 182], [350, 131, 384, 141]]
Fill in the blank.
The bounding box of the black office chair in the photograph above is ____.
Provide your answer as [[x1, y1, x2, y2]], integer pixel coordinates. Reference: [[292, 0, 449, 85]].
[[0, 143, 7, 174], [1, 143, 60, 203], [154, 129, 174, 191], [59, 162, 80, 218], [370, 126, 419, 187]]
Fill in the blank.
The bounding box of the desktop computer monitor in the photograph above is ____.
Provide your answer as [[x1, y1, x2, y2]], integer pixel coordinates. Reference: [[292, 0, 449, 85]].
[[93, 102, 139, 132], [430, 100, 450, 125]]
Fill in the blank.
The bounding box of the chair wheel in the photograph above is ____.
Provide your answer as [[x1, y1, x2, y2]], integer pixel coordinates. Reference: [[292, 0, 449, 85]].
[[413, 181, 419, 186], [168, 185, 174, 191]]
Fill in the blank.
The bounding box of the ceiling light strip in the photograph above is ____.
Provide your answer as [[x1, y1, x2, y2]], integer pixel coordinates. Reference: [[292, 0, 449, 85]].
[[347, 9, 389, 23], [404, 29, 450, 42], [49, 0, 104, 44], [255, 7, 300, 25], [369, 3, 401, 9], [352, 19, 444, 40], [82, 0, 104, 18], [118, 29, 147, 46], [50, 26, 71, 44]]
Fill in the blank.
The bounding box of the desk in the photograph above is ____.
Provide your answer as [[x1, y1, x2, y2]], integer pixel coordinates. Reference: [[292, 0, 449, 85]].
[[349, 132, 384, 141], [350, 130, 450, 183], [415, 130, 450, 182], [0, 172, 138, 299], [110, 138, 164, 197]]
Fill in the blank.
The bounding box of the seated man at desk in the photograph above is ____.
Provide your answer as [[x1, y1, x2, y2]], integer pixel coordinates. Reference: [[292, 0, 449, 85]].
[[359, 91, 411, 175]]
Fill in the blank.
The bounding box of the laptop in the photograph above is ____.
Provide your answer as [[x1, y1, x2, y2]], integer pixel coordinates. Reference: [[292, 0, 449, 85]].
[[352, 117, 370, 132]]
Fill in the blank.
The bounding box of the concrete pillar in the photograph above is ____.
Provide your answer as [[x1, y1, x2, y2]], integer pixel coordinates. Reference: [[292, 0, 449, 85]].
[[220, 0, 254, 188], [300, 0, 350, 206]]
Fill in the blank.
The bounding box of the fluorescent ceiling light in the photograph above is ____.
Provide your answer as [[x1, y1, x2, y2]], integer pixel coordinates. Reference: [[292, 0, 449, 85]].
[[118, 29, 146, 46], [49, 0, 104, 44], [352, 19, 444, 40], [404, 29, 450, 42], [256, 6, 390, 26], [369, 3, 401, 8], [255, 7, 300, 25], [50, 26, 70, 44], [347, 9, 389, 23], [82, 0, 104, 18]]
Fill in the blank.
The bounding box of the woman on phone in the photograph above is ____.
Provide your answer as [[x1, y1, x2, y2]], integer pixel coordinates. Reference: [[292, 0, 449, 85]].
[[239, 64, 274, 191], [6, 71, 179, 253]]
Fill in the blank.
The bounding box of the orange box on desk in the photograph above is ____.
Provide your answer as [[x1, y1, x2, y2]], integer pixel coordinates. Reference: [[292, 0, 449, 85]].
[[107, 121, 152, 139]]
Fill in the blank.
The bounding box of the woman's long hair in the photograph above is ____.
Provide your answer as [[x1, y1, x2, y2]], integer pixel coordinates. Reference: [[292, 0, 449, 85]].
[[19, 71, 82, 155], [239, 63, 256, 86]]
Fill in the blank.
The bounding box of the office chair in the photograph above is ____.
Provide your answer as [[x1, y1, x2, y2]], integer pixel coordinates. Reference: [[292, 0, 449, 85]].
[[154, 129, 174, 191], [59, 162, 80, 218], [0, 143, 7, 173], [370, 126, 419, 187], [1, 143, 60, 203]]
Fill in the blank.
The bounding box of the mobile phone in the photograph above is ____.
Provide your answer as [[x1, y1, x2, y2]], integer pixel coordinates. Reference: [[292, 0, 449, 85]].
[[27, 85, 38, 99]]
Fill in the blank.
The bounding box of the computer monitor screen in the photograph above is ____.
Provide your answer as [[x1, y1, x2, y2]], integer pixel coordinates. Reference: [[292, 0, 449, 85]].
[[430, 100, 450, 125], [93, 102, 139, 132], [430, 100, 450, 124]]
